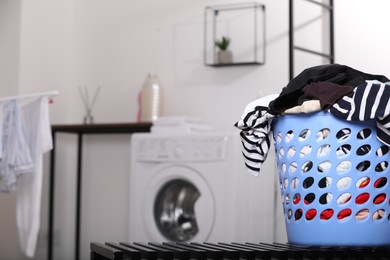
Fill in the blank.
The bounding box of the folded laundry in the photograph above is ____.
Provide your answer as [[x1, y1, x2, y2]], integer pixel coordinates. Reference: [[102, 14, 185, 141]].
[[153, 116, 203, 126], [151, 116, 215, 133], [151, 123, 215, 133]]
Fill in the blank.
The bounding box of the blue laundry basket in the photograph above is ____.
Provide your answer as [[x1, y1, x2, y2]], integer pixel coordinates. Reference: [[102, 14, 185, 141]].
[[272, 111, 390, 247]]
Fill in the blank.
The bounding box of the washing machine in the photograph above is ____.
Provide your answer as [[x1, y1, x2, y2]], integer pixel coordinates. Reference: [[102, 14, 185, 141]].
[[128, 132, 276, 243]]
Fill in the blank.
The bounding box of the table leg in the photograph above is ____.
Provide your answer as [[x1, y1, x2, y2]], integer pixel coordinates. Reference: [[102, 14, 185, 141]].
[[48, 131, 56, 260], [75, 133, 83, 260]]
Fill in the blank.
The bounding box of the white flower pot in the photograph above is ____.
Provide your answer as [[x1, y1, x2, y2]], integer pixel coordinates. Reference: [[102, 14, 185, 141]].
[[217, 50, 233, 64]]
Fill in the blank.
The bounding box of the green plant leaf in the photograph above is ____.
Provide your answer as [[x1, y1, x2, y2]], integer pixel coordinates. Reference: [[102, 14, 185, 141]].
[[215, 36, 230, 50]]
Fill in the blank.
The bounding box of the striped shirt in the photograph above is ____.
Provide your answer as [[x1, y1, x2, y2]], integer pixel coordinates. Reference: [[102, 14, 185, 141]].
[[234, 94, 278, 176], [329, 80, 390, 146]]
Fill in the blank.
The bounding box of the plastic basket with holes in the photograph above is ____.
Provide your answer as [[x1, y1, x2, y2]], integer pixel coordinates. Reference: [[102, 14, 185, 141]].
[[272, 111, 390, 247]]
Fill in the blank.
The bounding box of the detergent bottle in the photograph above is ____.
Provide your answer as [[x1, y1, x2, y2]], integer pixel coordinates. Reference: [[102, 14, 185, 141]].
[[138, 71, 162, 122]]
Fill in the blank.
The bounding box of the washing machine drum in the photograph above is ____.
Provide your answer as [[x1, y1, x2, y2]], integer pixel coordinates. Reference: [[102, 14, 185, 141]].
[[154, 179, 200, 241], [144, 166, 215, 242]]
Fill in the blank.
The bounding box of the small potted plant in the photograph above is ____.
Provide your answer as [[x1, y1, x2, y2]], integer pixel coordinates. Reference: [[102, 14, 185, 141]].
[[215, 36, 233, 64]]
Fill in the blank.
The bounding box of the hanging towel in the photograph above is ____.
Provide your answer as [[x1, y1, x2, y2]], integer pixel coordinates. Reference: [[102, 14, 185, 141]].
[[0, 103, 3, 160], [0, 100, 34, 192], [16, 96, 53, 258]]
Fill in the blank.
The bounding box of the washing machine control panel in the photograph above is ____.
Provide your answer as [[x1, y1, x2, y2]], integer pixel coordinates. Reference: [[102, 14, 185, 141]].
[[136, 135, 229, 162]]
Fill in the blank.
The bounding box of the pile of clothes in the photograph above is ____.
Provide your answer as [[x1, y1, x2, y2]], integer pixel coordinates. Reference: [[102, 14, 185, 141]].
[[151, 116, 214, 133], [235, 64, 390, 176]]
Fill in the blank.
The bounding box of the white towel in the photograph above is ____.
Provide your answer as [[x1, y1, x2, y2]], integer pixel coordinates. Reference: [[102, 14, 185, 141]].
[[151, 123, 215, 133], [153, 116, 203, 126], [17, 96, 53, 257]]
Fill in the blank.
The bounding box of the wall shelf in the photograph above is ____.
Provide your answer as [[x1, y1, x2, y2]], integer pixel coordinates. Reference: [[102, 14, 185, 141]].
[[208, 61, 264, 67], [204, 2, 266, 67]]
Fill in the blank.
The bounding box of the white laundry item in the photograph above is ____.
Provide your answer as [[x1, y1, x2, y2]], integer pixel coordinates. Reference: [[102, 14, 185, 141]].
[[0, 102, 3, 159], [10, 102, 35, 176], [373, 209, 385, 220], [285, 132, 294, 143], [283, 100, 321, 114], [300, 145, 312, 157], [336, 160, 351, 173], [276, 132, 282, 143], [281, 163, 286, 173], [287, 146, 296, 157], [325, 177, 332, 187], [317, 144, 331, 157], [355, 209, 369, 220], [291, 178, 299, 189], [153, 116, 203, 126], [16, 96, 53, 258], [336, 145, 351, 157], [0, 100, 34, 192], [151, 123, 215, 133], [326, 193, 334, 203], [337, 177, 352, 189], [318, 161, 331, 173], [356, 176, 369, 188], [289, 162, 297, 173], [337, 193, 351, 204], [298, 129, 311, 141], [316, 128, 330, 141]]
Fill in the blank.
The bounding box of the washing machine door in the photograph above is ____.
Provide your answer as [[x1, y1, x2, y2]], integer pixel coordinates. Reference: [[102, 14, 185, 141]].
[[143, 165, 215, 242]]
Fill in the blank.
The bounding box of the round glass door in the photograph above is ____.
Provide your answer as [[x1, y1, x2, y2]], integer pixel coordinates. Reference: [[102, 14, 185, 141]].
[[154, 179, 200, 241]]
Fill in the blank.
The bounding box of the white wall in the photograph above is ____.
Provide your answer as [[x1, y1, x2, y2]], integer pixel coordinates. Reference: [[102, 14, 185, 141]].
[[18, 0, 75, 122], [0, 0, 20, 96], [2, 0, 390, 259], [63, 0, 289, 129], [0, 1, 22, 260], [334, 0, 390, 75]]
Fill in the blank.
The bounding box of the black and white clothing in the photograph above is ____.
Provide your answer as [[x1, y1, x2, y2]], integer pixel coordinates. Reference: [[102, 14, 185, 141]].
[[235, 64, 390, 175], [269, 64, 389, 114], [234, 94, 278, 176], [329, 80, 390, 146]]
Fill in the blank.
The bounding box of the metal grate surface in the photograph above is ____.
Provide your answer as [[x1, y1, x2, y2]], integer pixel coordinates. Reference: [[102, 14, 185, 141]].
[[90, 242, 390, 260]]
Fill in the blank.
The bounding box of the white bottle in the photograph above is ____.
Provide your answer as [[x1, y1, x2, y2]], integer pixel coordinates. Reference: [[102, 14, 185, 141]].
[[138, 71, 162, 122]]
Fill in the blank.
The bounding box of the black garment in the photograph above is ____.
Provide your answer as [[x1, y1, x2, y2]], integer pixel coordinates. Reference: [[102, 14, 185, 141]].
[[268, 64, 389, 114], [303, 81, 354, 109]]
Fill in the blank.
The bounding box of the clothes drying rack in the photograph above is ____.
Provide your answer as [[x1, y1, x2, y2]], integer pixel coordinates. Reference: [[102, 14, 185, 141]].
[[0, 90, 59, 102], [90, 241, 390, 260]]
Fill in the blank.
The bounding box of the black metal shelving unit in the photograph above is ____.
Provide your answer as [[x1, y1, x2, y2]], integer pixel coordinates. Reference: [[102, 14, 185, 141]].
[[289, 0, 334, 80]]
